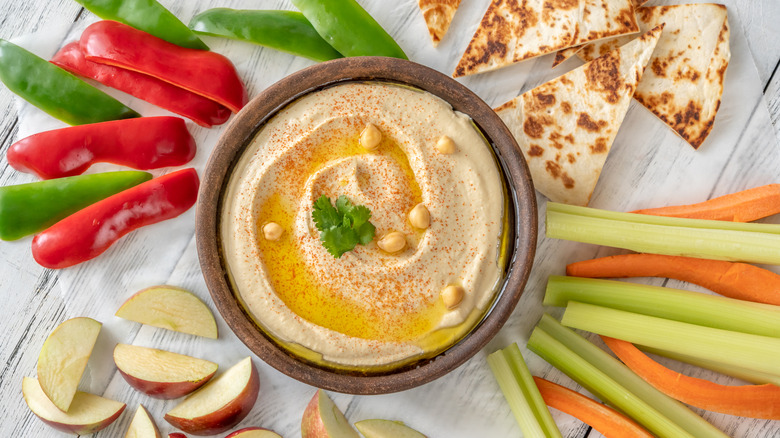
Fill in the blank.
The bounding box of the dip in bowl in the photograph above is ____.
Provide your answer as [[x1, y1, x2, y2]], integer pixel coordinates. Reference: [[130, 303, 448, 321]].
[[197, 57, 536, 394]]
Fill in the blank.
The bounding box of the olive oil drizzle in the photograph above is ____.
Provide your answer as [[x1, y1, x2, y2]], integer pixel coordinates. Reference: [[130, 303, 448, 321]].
[[255, 131, 447, 343]]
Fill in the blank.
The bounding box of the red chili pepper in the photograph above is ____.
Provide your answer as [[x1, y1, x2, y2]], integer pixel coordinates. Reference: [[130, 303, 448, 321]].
[[7, 116, 196, 179], [31, 168, 199, 269], [80, 20, 247, 113], [51, 42, 230, 128]]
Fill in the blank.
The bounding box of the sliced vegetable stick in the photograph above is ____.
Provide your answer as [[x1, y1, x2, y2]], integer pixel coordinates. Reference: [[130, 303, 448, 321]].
[[81, 21, 246, 113], [566, 254, 780, 306], [51, 42, 230, 128], [561, 302, 780, 377], [534, 315, 727, 438], [31, 168, 198, 269], [546, 206, 780, 265], [640, 346, 780, 386], [631, 184, 780, 222], [488, 345, 562, 437], [602, 336, 780, 420], [545, 275, 780, 338], [533, 377, 653, 438], [528, 327, 698, 438]]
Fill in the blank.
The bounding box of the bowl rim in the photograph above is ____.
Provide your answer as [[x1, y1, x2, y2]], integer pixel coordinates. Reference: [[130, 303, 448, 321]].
[[196, 56, 537, 395]]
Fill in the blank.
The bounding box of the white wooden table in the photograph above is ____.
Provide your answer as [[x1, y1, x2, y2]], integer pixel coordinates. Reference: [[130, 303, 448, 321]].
[[1, 1, 779, 437]]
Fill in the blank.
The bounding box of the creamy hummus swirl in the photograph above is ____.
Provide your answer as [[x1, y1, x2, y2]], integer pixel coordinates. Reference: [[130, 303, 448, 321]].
[[221, 82, 505, 367]]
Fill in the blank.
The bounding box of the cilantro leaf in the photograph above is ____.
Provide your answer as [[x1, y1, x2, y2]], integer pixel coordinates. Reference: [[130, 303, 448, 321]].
[[335, 195, 352, 215], [350, 205, 371, 228], [356, 221, 376, 246], [320, 226, 359, 258], [312, 195, 340, 230], [312, 195, 377, 258]]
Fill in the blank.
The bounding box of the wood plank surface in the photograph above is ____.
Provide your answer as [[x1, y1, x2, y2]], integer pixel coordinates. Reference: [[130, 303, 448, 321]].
[[0, 1, 779, 437]]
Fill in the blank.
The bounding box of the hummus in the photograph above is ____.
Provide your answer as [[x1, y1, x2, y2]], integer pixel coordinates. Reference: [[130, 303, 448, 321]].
[[221, 82, 506, 369]]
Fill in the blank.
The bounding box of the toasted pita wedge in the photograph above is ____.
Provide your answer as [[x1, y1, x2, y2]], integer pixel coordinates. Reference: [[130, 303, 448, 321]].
[[495, 25, 663, 206], [552, 0, 652, 67], [453, 0, 639, 77], [575, 4, 730, 149], [419, 0, 462, 46]]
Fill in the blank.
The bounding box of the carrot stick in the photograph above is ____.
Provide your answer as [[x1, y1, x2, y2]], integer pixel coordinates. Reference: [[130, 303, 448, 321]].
[[566, 254, 780, 306], [601, 336, 780, 420], [532, 377, 653, 438], [631, 184, 780, 222]]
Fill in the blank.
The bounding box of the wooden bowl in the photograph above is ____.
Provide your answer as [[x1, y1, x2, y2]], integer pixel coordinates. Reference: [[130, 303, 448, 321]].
[[196, 57, 537, 394]]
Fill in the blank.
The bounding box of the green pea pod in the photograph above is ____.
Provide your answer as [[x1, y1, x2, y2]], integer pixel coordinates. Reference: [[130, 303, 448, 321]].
[[291, 0, 407, 59], [75, 0, 208, 50], [0, 39, 140, 125], [0, 171, 152, 241], [189, 8, 343, 62]]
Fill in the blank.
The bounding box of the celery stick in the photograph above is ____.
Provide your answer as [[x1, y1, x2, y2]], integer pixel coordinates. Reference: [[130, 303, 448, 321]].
[[561, 302, 780, 377], [502, 345, 562, 437], [546, 210, 780, 264], [487, 351, 546, 437], [528, 327, 696, 438], [545, 276, 780, 338], [547, 202, 780, 234], [640, 346, 780, 386], [487, 344, 562, 438], [536, 314, 728, 438]]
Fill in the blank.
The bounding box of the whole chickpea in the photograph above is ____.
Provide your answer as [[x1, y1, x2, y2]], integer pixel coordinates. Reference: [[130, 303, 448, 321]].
[[377, 231, 406, 253]]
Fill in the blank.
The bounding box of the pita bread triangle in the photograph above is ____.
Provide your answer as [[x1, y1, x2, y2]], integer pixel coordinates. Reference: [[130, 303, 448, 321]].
[[495, 25, 663, 206], [574, 4, 730, 149], [418, 0, 463, 46], [453, 0, 640, 78], [552, 0, 652, 67]]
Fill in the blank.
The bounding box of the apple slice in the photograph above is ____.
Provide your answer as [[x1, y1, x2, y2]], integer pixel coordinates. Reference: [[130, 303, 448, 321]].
[[116, 285, 218, 339], [164, 356, 259, 435], [301, 389, 359, 438], [125, 404, 161, 438], [23, 376, 125, 435], [354, 419, 426, 438], [225, 427, 282, 438], [37, 317, 102, 412], [168, 434, 187, 438], [114, 344, 218, 399]]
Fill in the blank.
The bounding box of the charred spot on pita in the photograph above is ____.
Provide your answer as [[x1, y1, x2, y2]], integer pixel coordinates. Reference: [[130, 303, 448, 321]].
[[673, 100, 702, 127], [537, 92, 556, 106], [577, 113, 607, 133], [590, 138, 609, 153], [562, 173, 575, 189], [545, 160, 562, 178], [718, 21, 728, 43], [651, 58, 667, 77], [675, 68, 700, 82], [545, 0, 577, 10], [585, 51, 623, 104], [690, 119, 715, 149], [527, 144, 545, 156], [524, 116, 545, 138], [616, 7, 639, 29]]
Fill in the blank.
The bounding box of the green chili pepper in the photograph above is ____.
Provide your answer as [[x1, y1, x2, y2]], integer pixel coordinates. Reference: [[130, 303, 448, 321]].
[[0, 171, 152, 241], [75, 0, 208, 50], [291, 0, 408, 60], [0, 39, 140, 125], [189, 8, 343, 62]]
